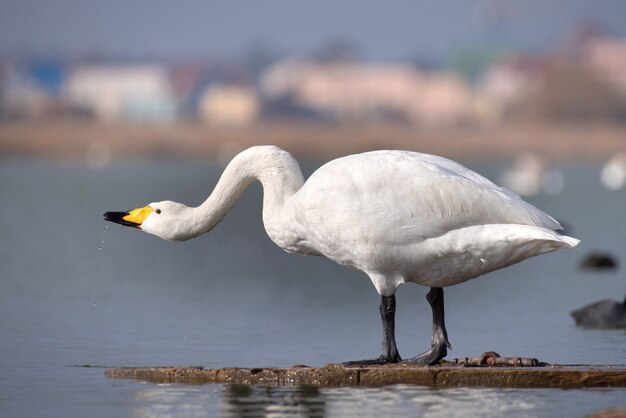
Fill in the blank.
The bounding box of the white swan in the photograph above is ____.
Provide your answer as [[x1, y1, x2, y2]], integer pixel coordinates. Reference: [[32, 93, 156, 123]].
[[500, 153, 564, 196], [104, 145, 579, 365], [600, 152, 626, 190]]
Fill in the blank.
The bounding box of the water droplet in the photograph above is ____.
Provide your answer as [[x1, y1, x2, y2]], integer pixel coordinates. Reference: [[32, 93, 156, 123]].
[[99, 225, 108, 251]]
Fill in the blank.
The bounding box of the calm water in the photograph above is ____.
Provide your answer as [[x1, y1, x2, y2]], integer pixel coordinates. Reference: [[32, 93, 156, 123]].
[[1, 158, 625, 417]]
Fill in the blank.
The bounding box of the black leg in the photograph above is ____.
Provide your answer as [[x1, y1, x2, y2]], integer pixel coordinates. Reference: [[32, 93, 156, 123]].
[[404, 287, 451, 365], [380, 295, 401, 363], [343, 295, 402, 366]]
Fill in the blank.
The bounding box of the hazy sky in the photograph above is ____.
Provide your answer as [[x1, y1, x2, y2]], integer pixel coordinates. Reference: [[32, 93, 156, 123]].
[[1, 0, 625, 61]]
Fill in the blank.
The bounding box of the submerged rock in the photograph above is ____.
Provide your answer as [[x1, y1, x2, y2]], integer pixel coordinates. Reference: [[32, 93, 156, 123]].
[[571, 298, 626, 328]]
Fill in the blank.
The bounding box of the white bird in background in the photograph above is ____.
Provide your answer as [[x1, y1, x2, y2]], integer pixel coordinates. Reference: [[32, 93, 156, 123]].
[[600, 153, 626, 190], [500, 153, 564, 196], [105, 146, 579, 365]]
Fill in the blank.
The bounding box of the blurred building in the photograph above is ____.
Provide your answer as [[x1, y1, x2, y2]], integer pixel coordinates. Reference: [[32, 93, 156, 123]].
[[198, 84, 259, 126], [260, 58, 476, 126], [0, 58, 67, 119], [478, 55, 549, 120], [479, 35, 626, 123], [65, 65, 177, 122], [169, 62, 210, 118], [4, 30, 626, 126], [169, 62, 257, 125], [581, 37, 626, 93]]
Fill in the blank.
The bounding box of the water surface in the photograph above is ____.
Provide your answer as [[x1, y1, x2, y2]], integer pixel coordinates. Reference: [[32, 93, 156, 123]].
[[1, 159, 625, 417]]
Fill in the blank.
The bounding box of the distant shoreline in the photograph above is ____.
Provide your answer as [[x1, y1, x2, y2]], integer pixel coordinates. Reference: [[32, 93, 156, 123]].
[[0, 121, 623, 162]]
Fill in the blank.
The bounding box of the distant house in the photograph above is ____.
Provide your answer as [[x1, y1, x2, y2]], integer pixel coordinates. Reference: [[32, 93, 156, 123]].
[[0, 58, 67, 119], [169, 63, 253, 120], [198, 84, 259, 126], [582, 37, 626, 92], [1, 81, 52, 119], [260, 58, 475, 126], [480, 44, 626, 122], [65, 65, 177, 122], [478, 55, 548, 117], [27, 59, 66, 96]]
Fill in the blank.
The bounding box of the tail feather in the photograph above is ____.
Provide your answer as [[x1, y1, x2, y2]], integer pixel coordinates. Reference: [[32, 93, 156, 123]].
[[557, 235, 580, 249]]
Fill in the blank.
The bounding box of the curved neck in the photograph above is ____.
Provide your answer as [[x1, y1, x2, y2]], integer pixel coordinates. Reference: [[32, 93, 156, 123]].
[[195, 146, 304, 234]]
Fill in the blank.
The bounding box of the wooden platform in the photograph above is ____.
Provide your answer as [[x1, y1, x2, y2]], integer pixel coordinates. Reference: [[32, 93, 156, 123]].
[[105, 363, 626, 388]]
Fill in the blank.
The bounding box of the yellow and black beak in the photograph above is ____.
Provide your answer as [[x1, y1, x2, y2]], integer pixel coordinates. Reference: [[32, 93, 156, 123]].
[[104, 206, 154, 229]]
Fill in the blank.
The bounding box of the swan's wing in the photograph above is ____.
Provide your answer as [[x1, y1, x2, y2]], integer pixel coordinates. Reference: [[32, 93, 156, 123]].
[[400, 151, 562, 231], [294, 151, 561, 248]]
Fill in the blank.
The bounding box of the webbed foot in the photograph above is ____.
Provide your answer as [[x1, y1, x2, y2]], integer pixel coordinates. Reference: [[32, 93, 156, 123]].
[[403, 341, 450, 366], [343, 352, 402, 366]]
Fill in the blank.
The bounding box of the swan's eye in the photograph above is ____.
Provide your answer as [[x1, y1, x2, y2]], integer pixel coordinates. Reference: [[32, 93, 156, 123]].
[[155, 209, 162, 214]]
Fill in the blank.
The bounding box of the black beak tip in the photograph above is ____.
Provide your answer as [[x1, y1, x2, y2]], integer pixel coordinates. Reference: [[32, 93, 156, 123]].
[[103, 211, 139, 228], [103, 211, 122, 222]]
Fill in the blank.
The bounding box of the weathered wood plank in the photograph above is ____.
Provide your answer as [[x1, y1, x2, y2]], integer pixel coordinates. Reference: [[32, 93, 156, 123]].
[[105, 364, 626, 388]]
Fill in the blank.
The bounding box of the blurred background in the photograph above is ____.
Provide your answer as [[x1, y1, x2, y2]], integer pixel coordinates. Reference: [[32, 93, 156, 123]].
[[1, 1, 626, 417], [1, 0, 626, 161]]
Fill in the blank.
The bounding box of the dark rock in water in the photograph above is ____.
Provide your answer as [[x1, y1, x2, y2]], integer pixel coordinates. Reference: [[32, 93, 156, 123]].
[[580, 253, 618, 271], [571, 298, 626, 328]]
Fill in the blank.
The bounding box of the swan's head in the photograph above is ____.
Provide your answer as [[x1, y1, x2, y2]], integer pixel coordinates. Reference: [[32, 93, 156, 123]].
[[104, 201, 196, 241]]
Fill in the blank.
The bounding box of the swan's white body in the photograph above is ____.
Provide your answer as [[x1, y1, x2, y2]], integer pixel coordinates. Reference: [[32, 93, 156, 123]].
[[125, 146, 578, 296]]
